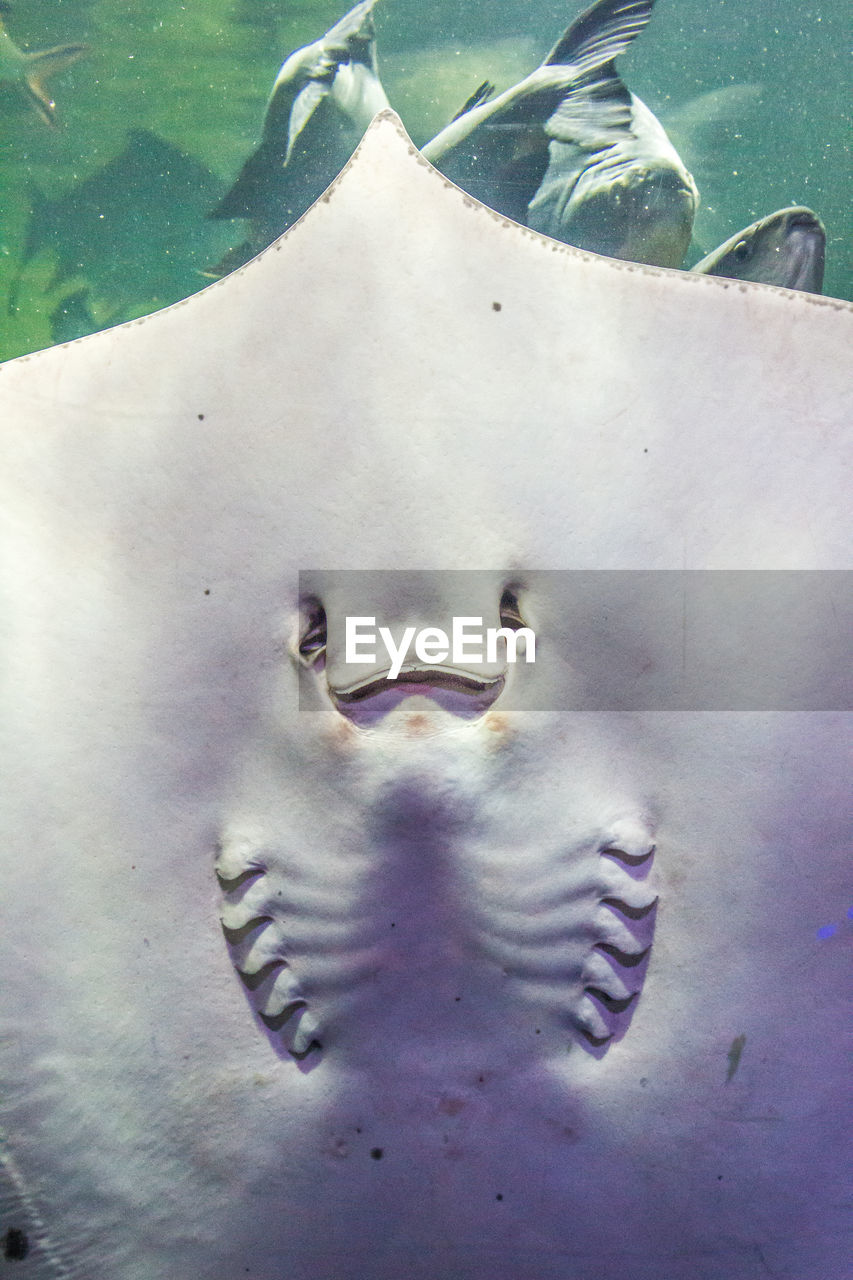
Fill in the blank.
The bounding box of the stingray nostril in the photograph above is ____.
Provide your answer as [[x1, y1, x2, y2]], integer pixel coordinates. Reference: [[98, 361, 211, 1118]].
[[298, 598, 327, 666], [499, 586, 526, 630]]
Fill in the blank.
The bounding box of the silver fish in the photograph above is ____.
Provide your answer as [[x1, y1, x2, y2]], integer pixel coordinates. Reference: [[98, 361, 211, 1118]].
[[210, 0, 389, 261], [422, 0, 698, 268], [691, 206, 826, 294], [0, 2, 86, 127]]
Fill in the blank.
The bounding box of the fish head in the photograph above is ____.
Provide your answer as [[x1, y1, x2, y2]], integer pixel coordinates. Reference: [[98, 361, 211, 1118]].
[[698, 205, 825, 292]]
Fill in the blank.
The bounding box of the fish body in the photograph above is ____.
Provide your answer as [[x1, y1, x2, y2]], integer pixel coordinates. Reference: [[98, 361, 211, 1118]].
[[211, 0, 389, 253], [423, 0, 698, 268], [691, 206, 825, 294], [0, 9, 86, 126], [8, 130, 229, 335]]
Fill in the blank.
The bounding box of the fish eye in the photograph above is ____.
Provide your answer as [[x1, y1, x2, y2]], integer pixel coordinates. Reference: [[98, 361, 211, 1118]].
[[499, 586, 527, 631], [733, 239, 751, 262], [297, 599, 327, 667]]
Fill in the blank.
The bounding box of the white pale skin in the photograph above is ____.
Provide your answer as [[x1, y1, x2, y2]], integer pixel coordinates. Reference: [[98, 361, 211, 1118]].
[[0, 115, 850, 1280]]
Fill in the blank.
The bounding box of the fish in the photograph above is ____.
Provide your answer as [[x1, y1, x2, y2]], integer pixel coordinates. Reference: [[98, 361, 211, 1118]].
[[210, 0, 390, 261], [0, 113, 850, 1279], [8, 129, 230, 332], [422, 0, 698, 268], [0, 1, 87, 126], [690, 206, 825, 294]]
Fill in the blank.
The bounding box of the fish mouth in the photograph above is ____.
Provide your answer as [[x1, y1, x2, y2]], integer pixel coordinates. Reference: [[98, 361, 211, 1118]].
[[785, 209, 821, 231], [781, 208, 825, 291], [329, 666, 505, 723], [785, 230, 825, 290]]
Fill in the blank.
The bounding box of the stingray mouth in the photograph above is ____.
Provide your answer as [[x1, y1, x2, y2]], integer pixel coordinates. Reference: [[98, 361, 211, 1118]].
[[328, 666, 505, 723], [332, 666, 503, 704]]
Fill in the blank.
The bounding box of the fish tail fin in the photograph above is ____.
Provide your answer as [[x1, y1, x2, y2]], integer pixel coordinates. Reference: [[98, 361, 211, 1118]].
[[541, 0, 656, 148], [23, 43, 88, 126], [322, 0, 381, 72], [544, 0, 654, 76]]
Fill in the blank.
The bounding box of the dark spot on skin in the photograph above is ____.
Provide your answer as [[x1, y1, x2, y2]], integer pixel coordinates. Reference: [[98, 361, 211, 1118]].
[[455, 996, 461, 1002], [495, 1194, 503, 1201], [438, 1097, 465, 1117], [726, 1033, 747, 1083], [492, 301, 502, 311], [4, 1228, 29, 1261], [370, 1147, 384, 1160]]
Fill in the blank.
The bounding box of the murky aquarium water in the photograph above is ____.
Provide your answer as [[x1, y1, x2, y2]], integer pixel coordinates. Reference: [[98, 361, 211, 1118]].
[[0, 0, 848, 360]]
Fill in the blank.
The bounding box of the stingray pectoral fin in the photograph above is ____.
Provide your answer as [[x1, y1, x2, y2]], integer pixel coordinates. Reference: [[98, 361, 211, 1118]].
[[22, 43, 88, 126]]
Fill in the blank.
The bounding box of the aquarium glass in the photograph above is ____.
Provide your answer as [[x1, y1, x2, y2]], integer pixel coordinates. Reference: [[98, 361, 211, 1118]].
[[0, 0, 849, 360]]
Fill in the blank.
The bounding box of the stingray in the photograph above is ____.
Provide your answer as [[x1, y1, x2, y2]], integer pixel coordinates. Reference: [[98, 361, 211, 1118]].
[[0, 113, 850, 1280]]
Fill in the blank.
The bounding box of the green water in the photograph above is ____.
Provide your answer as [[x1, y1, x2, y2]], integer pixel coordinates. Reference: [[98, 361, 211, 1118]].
[[0, 0, 849, 360]]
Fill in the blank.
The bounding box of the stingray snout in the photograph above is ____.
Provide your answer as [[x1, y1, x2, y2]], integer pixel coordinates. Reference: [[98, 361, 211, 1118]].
[[294, 579, 534, 724]]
